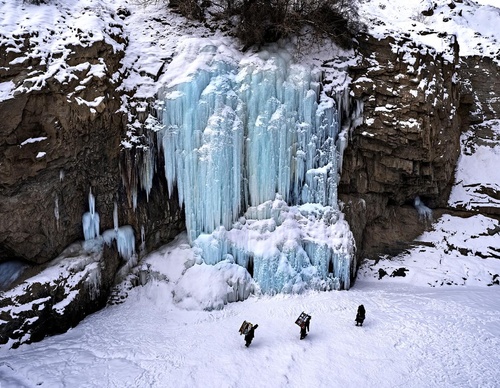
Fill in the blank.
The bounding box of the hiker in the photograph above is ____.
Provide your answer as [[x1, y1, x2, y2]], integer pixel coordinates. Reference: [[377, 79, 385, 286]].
[[300, 324, 307, 339], [355, 304, 366, 326], [300, 315, 311, 340], [245, 324, 258, 347]]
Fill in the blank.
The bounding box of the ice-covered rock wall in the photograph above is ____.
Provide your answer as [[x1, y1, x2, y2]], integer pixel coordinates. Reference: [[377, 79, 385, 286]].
[[156, 39, 355, 292]]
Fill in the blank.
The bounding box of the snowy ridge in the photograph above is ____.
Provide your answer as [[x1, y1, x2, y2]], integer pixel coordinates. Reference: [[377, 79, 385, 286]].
[[359, 116, 500, 287], [358, 0, 500, 63], [0, 241, 105, 347], [358, 213, 500, 287], [0, 0, 124, 102]]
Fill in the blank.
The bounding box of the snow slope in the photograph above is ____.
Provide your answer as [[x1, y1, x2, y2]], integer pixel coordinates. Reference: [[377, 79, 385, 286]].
[[358, 0, 500, 62], [1, 260, 499, 387]]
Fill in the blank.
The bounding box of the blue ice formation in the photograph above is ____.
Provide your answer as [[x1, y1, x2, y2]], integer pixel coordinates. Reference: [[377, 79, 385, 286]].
[[82, 195, 136, 261], [100, 203, 136, 261], [102, 225, 136, 261], [82, 190, 100, 241], [0, 260, 28, 290], [414, 196, 433, 221], [156, 39, 355, 292], [194, 197, 354, 293]]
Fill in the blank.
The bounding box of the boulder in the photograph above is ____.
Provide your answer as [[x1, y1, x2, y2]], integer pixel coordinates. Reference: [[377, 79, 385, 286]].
[[0, 241, 120, 348]]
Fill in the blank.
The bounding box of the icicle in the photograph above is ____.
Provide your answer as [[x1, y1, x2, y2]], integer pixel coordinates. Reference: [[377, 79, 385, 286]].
[[352, 100, 364, 128], [89, 190, 95, 215], [132, 186, 138, 211], [140, 225, 146, 254], [333, 89, 363, 176], [102, 225, 137, 262], [54, 195, 60, 230], [85, 264, 102, 301], [113, 202, 119, 232], [138, 115, 160, 202], [82, 189, 100, 241], [116, 225, 136, 261], [414, 196, 433, 222]]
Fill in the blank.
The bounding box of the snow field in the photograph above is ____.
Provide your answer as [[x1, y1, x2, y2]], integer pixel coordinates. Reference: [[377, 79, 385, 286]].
[[1, 279, 499, 388]]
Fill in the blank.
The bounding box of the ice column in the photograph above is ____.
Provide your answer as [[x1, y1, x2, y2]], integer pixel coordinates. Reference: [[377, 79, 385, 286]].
[[82, 189, 100, 240], [414, 196, 433, 221], [158, 43, 340, 242], [116, 225, 136, 261], [158, 55, 244, 242], [102, 202, 136, 261], [113, 202, 119, 232], [54, 195, 60, 230]]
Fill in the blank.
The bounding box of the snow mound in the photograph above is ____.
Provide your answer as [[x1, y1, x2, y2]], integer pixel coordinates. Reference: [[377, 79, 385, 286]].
[[174, 260, 256, 311]]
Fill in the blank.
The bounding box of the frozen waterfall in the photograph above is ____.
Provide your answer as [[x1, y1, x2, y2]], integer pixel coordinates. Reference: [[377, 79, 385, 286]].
[[156, 39, 355, 292]]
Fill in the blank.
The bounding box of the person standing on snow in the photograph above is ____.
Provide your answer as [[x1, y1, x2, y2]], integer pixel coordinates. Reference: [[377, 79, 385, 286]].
[[355, 304, 366, 326], [245, 324, 258, 347], [300, 315, 311, 340]]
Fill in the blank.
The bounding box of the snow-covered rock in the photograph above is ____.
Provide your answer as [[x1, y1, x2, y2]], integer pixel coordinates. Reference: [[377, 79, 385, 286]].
[[0, 241, 120, 348]]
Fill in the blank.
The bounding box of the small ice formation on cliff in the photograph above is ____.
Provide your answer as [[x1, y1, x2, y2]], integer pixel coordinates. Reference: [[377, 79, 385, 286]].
[[414, 196, 433, 221], [82, 189, 100, 241]]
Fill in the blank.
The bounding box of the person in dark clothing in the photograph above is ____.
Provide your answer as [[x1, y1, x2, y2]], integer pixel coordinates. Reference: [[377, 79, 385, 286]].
[[300, 316, 311, 340], [355, 304, 366, 326], [244, 324, 258, 347], [300, 324, 307, 340]]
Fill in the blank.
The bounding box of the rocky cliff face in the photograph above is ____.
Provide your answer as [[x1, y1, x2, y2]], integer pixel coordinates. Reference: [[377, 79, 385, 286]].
[[339, 33, 469, 259], [0, 40, 122, 264], [460, 55, 500, 122], [0, 25, 184, 346], [0, 35, 184, 266]]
